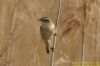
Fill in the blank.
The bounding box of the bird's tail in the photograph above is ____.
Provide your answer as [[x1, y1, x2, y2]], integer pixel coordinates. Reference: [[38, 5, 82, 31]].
[[45, 41, 50, 54], [46, 47, 50, 54]]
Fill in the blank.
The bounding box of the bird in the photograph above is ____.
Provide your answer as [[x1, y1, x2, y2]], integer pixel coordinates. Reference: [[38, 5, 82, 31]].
[[38, 17, 55, 54]]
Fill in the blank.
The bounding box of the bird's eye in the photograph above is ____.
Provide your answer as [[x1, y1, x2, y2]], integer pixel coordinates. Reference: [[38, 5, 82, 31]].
[[44, 19, 49, 22]]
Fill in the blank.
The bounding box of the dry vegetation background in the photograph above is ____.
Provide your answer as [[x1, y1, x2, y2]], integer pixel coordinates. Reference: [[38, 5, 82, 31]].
[[0, 0, 100, 66]]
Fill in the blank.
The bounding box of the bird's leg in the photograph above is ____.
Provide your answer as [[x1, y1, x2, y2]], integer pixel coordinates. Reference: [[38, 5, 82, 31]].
[[54, 29, 57, 36], [51, 32, 57, 51], [49, 38, 55, 52], [54, 33, 57, 36], [50, 47, 55, 52]]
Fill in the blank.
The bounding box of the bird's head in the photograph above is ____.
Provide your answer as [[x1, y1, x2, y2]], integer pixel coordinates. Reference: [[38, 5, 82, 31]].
[[38, 17, 50, 23]]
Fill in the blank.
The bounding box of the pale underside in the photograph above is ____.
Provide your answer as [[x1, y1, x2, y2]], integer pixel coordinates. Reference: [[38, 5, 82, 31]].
[[40, 21, 55, 53]]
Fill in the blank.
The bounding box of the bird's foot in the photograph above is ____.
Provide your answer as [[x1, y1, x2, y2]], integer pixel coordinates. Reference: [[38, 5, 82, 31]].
[[51, 47, 55, 52], [54, 33, 57, 36]]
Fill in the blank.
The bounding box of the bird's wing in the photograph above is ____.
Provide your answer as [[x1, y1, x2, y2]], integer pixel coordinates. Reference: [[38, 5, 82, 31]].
[[40, 26, 51, 54]]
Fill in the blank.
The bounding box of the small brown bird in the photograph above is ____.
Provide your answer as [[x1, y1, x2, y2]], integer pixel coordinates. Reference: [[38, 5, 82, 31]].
[[38, 17, 55, 54]]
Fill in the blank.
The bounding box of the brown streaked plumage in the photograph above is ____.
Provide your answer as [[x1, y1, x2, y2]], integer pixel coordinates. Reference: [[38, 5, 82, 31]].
[[38, 17, 55, 54]]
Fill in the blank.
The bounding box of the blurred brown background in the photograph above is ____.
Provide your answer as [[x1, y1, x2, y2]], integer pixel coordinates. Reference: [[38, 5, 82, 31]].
[[0, 0, 100, 66]]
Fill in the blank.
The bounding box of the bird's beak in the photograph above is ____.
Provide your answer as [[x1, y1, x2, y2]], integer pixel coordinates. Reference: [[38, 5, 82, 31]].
[[37, 19, 41, 21], [37, 18, 43, 21]]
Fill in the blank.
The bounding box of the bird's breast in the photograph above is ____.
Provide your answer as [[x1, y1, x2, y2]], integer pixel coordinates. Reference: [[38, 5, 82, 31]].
[[49, 24, 55, 30], [41, 22, 55, 31], [40, 22, 55, 40]]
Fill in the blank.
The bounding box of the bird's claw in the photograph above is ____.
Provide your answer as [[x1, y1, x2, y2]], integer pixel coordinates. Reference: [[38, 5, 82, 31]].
[[54, 33, 57, 36], [51, 47, 55, 52]]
